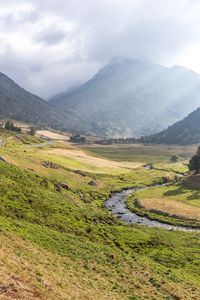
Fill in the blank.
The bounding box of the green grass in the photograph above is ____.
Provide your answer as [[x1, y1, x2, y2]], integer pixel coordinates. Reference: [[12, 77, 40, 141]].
[[82, 143, 197, 163], [154, 161, 189, 174], [0, 160, 200, 299], [0, 131, 200, 299]]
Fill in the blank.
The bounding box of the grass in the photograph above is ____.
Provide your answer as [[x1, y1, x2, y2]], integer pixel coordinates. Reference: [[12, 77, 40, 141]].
[[139, 197, 200, 221], [1, 221, 200, 300], [0, 131, 200, 299], [82, 143, 197, 163], [154, 161, 189, 174]]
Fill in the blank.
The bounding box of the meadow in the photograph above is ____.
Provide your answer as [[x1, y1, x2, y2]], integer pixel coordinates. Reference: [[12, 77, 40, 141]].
[[83, 143, 197, 163], [0, 130, 200, 299]]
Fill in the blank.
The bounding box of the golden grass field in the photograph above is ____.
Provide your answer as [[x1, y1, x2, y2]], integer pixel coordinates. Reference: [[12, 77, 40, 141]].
[[45, 148, 143, 171], [140, 197, 200, 221], [37, 130, 70, 141]]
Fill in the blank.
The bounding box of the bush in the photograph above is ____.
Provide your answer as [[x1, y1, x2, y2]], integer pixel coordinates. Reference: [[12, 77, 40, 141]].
[[29, 127, 36, 136], [189, 146, 200, 173], [170, 155, 178, 163]]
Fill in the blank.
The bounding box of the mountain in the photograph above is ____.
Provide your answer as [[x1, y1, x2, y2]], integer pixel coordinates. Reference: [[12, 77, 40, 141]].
[[49, 84, 81, 103], [0, 72, 69, 129], [142, 107, 200, 145], [50, 57, 200, 138]]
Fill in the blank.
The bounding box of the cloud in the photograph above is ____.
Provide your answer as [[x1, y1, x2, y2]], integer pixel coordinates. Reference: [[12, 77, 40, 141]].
[[35, 29, 67, 45], [0, 0, 200, 98]]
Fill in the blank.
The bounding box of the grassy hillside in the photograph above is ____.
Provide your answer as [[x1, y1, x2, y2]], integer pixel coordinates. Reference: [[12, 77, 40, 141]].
[[143, 107, 200, 145], [0, 131, 200, 299]]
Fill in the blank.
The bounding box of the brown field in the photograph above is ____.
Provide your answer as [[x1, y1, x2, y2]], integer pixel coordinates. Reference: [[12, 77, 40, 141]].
[[140, 198, 200, 221], [45, 147, 143, 170], [37, 130, 70, 141]]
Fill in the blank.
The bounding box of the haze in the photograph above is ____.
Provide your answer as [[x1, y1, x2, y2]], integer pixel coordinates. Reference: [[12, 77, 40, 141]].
[[1, 0, 200, 98]]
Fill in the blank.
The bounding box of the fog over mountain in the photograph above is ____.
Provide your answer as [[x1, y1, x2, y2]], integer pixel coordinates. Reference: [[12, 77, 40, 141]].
[[50, 57, 200, 138], [1, 1, 200, 140], [1, 1, 200, 97]]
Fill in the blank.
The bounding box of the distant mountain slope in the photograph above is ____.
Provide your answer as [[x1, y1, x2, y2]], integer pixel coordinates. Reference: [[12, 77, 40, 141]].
[[0, 72, 70, 129], [50, 57, 200, 138], [49, 84, 81, 103], [143, 107, 200, 145]]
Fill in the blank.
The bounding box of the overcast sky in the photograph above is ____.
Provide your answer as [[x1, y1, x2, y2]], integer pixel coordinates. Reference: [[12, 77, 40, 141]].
[[1, 0, 200, 98]]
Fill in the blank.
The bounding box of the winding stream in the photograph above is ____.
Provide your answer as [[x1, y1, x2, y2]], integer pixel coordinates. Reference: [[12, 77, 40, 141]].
[[106, 184, 200, 232]]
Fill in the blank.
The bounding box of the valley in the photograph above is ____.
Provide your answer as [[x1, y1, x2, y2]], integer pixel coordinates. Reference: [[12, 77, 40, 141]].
[[2, 2, 200, 299], [0, 128, 200, 299]]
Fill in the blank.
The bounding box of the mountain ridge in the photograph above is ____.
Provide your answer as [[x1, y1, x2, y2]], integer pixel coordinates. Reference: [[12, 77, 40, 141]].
[[0, 72, 90, 133], [0, 72, 67, 129], [50, 57, 200, 138], [142, 107, 200, 145]]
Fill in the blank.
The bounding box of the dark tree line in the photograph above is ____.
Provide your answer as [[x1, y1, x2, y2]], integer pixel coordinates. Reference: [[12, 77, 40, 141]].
[[3, 121, 36, 136], [5, 121, 21, 132], [70, 134, 86, 143], [189, 146, 200, 174]]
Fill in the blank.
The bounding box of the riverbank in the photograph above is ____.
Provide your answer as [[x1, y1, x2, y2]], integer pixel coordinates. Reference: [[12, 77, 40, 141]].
[[106, 183, 200, 231]]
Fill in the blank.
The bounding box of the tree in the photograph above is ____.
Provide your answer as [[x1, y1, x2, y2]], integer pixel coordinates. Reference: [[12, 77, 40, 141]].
[[170, 155, 178, 163], [70, 134, 86, 144], [29, 126, 36, 136], [5, 120, 15, 131], [4, 120, 21, 132], [189, 146, 200, 174]]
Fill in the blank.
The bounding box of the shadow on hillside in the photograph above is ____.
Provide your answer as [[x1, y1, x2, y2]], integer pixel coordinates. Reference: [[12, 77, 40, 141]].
[[187, 191, 200, 200], [164, 187, 187, 197], [182, 175, 200, 190], [164, 181, 200, 201]]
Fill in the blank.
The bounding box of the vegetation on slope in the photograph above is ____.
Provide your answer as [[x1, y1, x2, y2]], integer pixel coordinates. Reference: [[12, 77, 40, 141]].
[[0, 131, 200, 299], [0, 72, 77, 131], [143, 107, 200, 145]]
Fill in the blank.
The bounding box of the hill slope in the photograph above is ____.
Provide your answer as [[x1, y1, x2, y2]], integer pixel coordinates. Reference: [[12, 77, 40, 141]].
[[0, 132, 200, 299], [143, 107, 200, 145], [50, 57, 200, 137], [0, 72, 70, 129]]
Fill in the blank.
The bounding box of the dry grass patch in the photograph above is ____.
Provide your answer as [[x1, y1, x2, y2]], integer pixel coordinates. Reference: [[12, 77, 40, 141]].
[[140, 198, 200, 221], [37, 130, 70, 141], [45, 148, 143, 171], [0, 233, 124, 300]]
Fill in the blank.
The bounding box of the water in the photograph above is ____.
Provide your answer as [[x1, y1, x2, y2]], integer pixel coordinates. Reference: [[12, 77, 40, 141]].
[[106, 185, 200, 232]]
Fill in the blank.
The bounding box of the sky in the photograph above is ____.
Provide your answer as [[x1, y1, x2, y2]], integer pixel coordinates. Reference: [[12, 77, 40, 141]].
[[1, 0, 200, 98]]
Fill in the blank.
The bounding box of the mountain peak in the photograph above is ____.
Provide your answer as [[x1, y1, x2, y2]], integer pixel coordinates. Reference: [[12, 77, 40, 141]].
[[50, 59, 200, 138], [171, 64, 198, 76], [109, 56, 143, 66]]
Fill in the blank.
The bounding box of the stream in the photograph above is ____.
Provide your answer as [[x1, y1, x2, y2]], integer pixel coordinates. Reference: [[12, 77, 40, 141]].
[[106, 184, 200, 232]]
